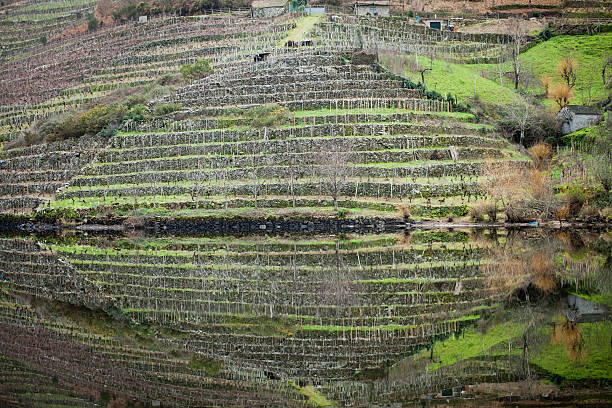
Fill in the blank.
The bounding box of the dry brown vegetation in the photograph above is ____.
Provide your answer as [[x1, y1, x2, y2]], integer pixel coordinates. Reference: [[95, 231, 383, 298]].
[[540, 76, 552, 96], [529, 253, 557, 293], [482, 241, 560, 297], [557, 57, 578, 89], [528, 142, 553, 171], [468, 201, 497, 222], [481, 246, 530, 296], [549, 83, 573, 111], [479, 160, 525, 207], [397, 203, 412, 221], [551, 319, 585, 361]]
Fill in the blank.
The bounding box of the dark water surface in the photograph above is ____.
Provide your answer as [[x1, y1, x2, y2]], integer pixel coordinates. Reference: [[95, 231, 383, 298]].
[[0, 228, 610, 407]]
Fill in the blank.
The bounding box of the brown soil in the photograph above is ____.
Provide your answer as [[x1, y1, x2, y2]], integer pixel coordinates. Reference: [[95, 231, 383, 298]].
[[459, 18, 546, 35], [470, 380, 559, 399], [393, 0, 561, 15]]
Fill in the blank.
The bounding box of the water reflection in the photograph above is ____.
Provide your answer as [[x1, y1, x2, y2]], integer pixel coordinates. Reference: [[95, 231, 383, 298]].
[[0, 228, 610, 407]]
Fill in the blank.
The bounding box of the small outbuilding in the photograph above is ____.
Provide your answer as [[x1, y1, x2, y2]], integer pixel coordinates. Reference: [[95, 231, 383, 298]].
[[253, 52, 271, 62], [354, 1, 390, 17], [421, 18, 446, 30], [557, 105, 603, 135], [251, 0, 287, 18]]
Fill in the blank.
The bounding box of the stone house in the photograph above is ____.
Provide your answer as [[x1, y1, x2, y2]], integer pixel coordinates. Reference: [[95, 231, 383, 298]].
[[251, 0, 287, 18], [354, 1, 390, 16], [557, 105, 603, 135]]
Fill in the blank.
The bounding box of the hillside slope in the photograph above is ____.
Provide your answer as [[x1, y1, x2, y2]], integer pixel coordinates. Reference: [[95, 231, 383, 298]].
[[0, 10, 531, 222]]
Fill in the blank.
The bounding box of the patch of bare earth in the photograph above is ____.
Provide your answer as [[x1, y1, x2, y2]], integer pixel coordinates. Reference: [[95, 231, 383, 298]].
[[470, 381, 559, 399], [459, 18, 546, 35]]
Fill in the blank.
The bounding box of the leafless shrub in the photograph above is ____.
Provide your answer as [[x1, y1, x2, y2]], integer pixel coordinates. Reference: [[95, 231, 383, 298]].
[[469, 201, 497, 222], [551, 319, 585, 361], [397, 203, 412, 220], [529, 142, 553, 171]]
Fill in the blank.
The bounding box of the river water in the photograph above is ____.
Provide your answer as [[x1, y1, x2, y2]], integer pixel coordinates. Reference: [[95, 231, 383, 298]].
[[0, 227, 610, 407]]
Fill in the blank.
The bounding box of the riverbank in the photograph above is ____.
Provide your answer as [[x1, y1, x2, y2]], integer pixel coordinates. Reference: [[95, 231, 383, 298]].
[[1, 211, 610, 235]]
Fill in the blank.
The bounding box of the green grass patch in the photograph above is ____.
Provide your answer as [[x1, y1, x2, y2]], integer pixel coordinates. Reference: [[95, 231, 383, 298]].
[[530, 321, 612, 381], [188, 354, 222, 375], [281, 15, 321, 45], [413, 321, 525, 370], [469, 34, 612, 106], [403, 56, 519, 106], [299, 385, 333, 407], [519, 34, 612, 105]]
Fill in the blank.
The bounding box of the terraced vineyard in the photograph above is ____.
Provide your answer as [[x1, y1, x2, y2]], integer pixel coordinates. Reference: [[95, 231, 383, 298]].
[[0, 229, 526, 406], [0, 0, 99, 62], [5, 6, 609, 408], [314, 15, 513, 64], [48, 52, 519, 220], [0, 8, 525, 218]]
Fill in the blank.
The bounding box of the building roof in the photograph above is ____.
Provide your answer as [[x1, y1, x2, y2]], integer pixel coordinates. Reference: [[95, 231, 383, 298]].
[[354, 1, 389, 6], [564, 105, 601, 115], [252, 0, 286, 8]]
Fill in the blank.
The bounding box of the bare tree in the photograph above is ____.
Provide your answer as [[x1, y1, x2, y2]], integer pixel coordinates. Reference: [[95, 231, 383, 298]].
[[418, 67, 432, 88], [314, 137, 354, 212], [495, 57, 508, 87], [557, 56, 578, 89], [501, 96, 536, 146], [509, 19, 527, 91]]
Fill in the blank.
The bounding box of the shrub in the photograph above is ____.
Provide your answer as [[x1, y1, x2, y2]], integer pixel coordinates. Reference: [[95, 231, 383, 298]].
[[152, 103, 182, 116], [529, 142, 552, 170], [589, 151, 612, 193], [479, 160, 525, 207], [533, 271, 557, 293], [112, 2, 139, 21], [245, 104, 293, 128], [157, 73, 182, 85], [537, 26, 552, 41], [397, 203, 412, 221], [497, 102, 561, 147], [468, 202, 496, 222], [126, 103, 148, 118], [48, 105, 128, 142], [40, 35, 47, 45], [565, 186, 588, 217], [551, 320, 585, 361], [180, 59, 212, 81], [484, 203, 498, 222], [481, 247, 529, 295], [530, 252, 557, 294], [86, 13, 99, 31], [527, 169, 551, 200], [188, 355, 222, 376]]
